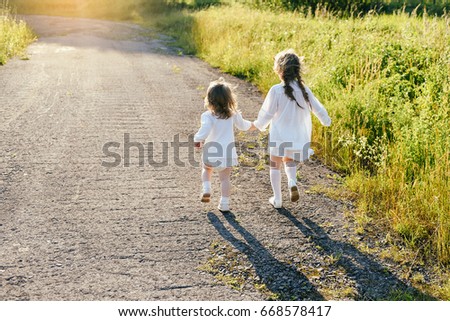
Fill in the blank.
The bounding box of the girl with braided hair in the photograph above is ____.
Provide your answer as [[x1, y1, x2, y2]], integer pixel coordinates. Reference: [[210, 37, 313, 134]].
[[253, 49, 331, 208]]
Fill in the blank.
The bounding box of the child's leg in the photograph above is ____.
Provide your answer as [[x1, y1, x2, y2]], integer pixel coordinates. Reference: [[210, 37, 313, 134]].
[[283, 157, 297, 187], [218, 167, 232, 211], [201, 165, 213, 202], [283, 157, 299, 202], [202, 165, 213, 191], [270, 155, 283, 204], [218, 167, 232, 198]]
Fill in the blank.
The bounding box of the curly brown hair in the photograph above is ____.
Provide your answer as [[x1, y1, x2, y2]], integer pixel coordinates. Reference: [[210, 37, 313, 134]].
[[204, 78, 237, 119], [274, 49, 311, 110]]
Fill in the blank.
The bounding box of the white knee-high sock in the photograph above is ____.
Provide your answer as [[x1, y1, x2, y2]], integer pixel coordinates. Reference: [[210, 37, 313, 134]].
[[284, 162, 297, 187], [270, 168, 282, 201], [202, 181, 211, 193], [202, 168, 211, 193]]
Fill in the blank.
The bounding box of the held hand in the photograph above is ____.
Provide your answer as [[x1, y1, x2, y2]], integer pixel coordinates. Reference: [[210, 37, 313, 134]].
[[194, 141, 203, 150], [249, 123, 257, 131]]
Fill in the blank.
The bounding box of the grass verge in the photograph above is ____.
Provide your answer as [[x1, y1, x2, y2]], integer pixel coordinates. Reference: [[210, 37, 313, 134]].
[[0, 1, 35, 65]]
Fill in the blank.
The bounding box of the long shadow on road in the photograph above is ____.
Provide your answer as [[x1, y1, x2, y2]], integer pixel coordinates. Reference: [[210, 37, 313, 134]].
[[277, 208, 435, 300], [207, 211, 324, 300]]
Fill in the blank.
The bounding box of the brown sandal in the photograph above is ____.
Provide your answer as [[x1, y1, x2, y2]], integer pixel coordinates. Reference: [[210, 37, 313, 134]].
[[290, 186, 299, 202], [201, 193, 211, 203]]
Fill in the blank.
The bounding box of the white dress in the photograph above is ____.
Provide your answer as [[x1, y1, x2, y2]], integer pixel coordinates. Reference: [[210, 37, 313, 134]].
[[253, 81, 331, 161], [194, 110, 252, 168]]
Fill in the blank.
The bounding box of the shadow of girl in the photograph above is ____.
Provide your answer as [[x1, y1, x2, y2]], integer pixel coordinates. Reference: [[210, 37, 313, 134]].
[[207, 212, 324, 300], [277, 208, 435, 300]]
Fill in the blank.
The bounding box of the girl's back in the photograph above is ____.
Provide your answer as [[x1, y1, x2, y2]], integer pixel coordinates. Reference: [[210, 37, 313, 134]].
[[255, 81, 330, 153], [203, 111, 234, 144], [270, 82, 311, 149], [195, 110, 251, 167]]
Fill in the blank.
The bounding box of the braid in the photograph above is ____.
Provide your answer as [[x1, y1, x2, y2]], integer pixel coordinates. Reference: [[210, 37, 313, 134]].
[[275, 49, 310, 110], [297, 73, 312, 111], [281, 67, 304, 109], [282, 76, 303, 109]]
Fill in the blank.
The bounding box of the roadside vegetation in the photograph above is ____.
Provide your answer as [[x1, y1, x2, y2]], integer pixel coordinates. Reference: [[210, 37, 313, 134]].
[[0, 1, 35, 65]]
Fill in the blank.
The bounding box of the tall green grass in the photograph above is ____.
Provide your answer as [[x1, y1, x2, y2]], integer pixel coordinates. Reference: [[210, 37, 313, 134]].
[[153, 4, 450, 265], [0, 1, 35, 65]]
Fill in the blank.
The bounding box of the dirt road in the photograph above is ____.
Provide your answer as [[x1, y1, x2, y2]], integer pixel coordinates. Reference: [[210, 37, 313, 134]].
[[0, 16, 429, 300]]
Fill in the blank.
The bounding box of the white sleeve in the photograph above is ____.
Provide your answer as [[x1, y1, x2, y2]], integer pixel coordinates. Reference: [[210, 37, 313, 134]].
[[233, 112, 252, 131], [194, 113, 213, 142], [253, 86, 278, 131], [307, 87, 331, 127]]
